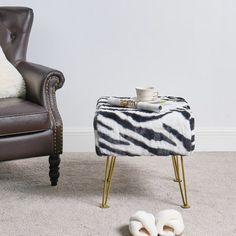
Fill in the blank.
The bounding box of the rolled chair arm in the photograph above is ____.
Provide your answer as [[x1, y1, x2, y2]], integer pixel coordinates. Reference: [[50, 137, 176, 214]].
[[17, 61, 65, 155], [16, 61, 65, 106]]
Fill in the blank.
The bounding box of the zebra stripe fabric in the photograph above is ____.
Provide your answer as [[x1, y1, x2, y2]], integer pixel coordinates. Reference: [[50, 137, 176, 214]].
[[94, 96, 195, 157]]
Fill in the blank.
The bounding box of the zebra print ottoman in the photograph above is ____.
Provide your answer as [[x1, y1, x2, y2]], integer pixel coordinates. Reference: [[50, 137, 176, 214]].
[[94, 96, 195, 209], [94, 96, 195, 156]]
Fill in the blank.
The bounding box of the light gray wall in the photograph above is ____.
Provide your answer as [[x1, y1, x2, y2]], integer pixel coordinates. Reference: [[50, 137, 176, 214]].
[[1, 0, 236, 130]]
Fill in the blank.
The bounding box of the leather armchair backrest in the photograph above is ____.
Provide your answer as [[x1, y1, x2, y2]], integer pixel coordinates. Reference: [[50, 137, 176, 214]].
[[0, 7, 33, 65]]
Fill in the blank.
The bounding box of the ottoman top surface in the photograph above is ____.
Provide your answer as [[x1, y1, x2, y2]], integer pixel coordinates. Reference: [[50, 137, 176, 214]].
[[94, 96, 195, 157]]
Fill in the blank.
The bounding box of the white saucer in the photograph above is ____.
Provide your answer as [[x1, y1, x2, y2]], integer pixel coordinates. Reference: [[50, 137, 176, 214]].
[[132, 97, 160, 103]]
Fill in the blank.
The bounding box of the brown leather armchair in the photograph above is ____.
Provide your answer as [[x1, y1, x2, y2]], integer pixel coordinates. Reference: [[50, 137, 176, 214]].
[[0, 7, 65, 186]]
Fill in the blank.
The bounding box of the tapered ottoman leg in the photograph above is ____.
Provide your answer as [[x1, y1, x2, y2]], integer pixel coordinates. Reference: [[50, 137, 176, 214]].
[[49, 155, 61, 186], [172, 156, 182, 182], [101, 156, 116, 208], [172, 155, 190, 208]]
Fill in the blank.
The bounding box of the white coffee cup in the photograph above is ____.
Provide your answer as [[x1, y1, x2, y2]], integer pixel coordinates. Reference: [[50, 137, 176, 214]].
[[135, 86, 158, 101]]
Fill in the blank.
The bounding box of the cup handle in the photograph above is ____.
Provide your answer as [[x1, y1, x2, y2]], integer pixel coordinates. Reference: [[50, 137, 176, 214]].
[[153, 91, 158, 99]]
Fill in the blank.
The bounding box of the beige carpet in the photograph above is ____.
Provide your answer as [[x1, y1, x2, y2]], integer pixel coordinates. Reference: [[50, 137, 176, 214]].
[[0, 152, 236, 236]]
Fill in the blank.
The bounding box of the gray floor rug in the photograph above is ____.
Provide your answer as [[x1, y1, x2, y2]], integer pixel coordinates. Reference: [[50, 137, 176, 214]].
[[0, 152, 236, 236]]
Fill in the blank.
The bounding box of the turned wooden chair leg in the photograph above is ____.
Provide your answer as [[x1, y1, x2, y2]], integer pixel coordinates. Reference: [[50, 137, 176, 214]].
[[172, 155, 190, 209], [101, 156, 116, 208], [49, 155, 61, 186]]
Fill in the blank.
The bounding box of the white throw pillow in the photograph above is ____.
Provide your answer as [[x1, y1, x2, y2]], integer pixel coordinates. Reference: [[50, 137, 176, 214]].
[[0, 46, 26, 99]]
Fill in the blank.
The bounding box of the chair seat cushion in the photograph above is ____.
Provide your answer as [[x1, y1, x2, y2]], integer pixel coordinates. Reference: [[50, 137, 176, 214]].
[[94, 96, 195, 157], [0, 98, 50, 137]]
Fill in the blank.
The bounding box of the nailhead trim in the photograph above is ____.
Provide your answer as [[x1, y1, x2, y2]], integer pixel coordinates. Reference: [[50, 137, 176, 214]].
[[45, 76, 63, 155]]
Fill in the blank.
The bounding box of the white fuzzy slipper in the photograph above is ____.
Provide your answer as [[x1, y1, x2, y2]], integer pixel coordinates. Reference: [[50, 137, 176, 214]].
[[129, 211, 158, 236], [156, 209, 184, 236]]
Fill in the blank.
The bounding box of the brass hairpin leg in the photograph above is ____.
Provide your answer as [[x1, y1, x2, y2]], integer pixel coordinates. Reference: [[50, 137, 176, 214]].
[[172, 155, 190, 209], [172, 156, 182, 182], [101, 156, 116, 208]]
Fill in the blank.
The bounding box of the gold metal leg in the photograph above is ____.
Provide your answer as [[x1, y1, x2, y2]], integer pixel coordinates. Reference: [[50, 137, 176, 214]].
[[172, 155, 190, 209], [172, 156, 182, 182], [101, 156, 116, 208]]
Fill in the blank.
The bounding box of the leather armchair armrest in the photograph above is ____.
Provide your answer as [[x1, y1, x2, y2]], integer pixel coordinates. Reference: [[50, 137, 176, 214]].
[[17, 61, 65, 155], [16, 61, 65, 106]]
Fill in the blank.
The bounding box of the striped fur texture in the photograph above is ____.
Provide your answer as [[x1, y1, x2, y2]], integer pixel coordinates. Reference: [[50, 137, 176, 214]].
[[94, 96, 195, 157]]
